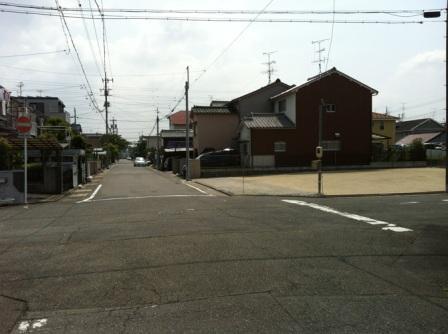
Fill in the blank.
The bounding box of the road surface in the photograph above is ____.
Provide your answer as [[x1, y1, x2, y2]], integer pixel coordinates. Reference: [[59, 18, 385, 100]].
[[1, 160, 447, 333]]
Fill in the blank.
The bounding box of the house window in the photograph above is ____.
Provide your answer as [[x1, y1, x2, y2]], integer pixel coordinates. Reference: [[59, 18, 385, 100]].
[[380, 121, 385, 130], [322, 140, 341, 151], [325, 104, 336, 112], [278, 99, 286, 112], [274, 141, 286, 152]]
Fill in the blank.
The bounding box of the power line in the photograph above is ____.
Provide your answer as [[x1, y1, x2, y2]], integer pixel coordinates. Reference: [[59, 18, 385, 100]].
[[55, 2, 101, 115], [0, 49, 68, 58], [77, 0, 103, 80], [0, 8, 440, 24], [0, 3, 442, 15], [325, 0, 336, 71]]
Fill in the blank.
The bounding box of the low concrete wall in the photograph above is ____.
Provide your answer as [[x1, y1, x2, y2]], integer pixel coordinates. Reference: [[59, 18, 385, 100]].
[[0, 170, 24, 205]]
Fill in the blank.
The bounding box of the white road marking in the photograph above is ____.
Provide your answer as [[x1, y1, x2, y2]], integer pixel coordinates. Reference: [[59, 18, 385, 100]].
[[18, 319, 48, 332], [282, 199, 413, 233], [183, 182, 208, 195], [443, 199, 448, 202], [18, 321, 29, 331], [400, 201, 419, 205], [77, 184, 102, 203], [32, 319, 48, 329], [90, 194, 212, 202]]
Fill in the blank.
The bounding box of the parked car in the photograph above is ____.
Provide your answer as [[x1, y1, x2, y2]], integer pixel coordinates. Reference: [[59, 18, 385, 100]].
[[196, 148, 240, 167], [134, 157, 146, 167]]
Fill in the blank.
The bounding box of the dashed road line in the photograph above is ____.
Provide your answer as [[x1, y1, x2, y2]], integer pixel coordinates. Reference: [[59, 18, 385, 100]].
[[400, 201, 420, 205], [77, 184, 102, 203], [282, 199, 413, 233]]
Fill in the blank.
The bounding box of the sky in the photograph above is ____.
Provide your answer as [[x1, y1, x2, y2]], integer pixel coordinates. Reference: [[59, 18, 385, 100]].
[[0, 0, 445, 141]]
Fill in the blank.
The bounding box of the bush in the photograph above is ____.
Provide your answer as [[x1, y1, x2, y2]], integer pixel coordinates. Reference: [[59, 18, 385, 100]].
[[409, 138, 426, 161], [0, 137, 12, 169]]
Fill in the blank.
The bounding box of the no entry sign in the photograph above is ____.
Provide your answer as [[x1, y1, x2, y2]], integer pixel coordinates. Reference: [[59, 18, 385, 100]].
[[16, 116, 32, 133]]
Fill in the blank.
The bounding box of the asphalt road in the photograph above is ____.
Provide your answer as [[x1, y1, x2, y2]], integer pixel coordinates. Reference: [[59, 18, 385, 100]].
[[1, 160, 447, 333]]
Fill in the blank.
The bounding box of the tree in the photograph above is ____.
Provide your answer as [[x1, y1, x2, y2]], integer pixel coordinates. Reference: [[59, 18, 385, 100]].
[[70, 134, 87, 150], [41, 117, 71, 142], [100, 134, 128, 152], [409, 138, 426, 161], [104, 143, 119, 163], [134, 138, 147, 158], [0, 137, 12, 170]]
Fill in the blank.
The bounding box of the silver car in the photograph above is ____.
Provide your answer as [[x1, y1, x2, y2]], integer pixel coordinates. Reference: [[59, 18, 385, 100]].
[[134, 157, 146, 167]]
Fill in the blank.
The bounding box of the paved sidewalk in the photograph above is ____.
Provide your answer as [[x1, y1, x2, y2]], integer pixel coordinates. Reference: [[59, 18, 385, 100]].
[[195, 167, 445, 196]]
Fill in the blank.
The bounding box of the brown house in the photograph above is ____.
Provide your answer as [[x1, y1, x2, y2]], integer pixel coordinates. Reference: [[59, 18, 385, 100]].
[[241, 67, 378, 167]]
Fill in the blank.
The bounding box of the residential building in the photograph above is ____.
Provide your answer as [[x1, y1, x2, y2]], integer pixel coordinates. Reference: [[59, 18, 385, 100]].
[[168, 110, 190, 130], [11, 96, 69, 125], [191, 104, 239, 155], [83, 133, 103, 149], [0, 85, 14, 136], [143, 135, 160, 150], [395, 118, 445, 142], [230, 79, 293, 120], [241, 67, 378, 167], [160, 129, 193, 153], [371, 112, 399, 149]]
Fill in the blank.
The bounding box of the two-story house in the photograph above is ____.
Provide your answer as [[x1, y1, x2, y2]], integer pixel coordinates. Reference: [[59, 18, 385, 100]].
[[241, 67, 378, 167], [191, 80, 292, 156], [371, 112, 399, 149]]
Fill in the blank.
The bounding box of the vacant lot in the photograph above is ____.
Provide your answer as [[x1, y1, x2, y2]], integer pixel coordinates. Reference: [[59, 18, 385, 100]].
[[196, 167, 445, 196]]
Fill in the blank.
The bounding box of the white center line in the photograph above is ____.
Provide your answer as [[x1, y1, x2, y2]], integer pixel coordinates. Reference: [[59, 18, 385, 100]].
[[282, 199, 413, 233], [77, 184, 102, 203], [183, 181, 209, 195], [400, 201, 420, 205]]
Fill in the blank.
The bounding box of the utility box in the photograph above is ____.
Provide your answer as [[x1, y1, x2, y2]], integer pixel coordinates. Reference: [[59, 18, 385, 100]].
[[189, 159, 201, 179]]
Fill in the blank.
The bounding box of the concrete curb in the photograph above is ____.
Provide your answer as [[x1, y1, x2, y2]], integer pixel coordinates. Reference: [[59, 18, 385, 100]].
[[191, 181, 446, 198]]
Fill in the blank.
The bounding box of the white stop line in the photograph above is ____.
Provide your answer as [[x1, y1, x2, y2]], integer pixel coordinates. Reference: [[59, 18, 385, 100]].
[[282, 199, 412, 233]]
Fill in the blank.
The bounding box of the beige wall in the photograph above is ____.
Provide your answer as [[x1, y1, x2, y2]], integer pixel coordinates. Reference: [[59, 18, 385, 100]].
[[193, 114, 239, 155], [372, 119, 396, 148]]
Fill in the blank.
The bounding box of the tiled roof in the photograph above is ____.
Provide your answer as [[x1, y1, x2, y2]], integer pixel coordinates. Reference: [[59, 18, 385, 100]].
[[395, 118, 444, 133], [372, 112, 399, 120], [231, 79, 293, 103], [243, 113, 295, 129], [168, 111, 188, 125], [271, 67, 378, 100], [395, 132, 441, 145], [191, 106, 231, 114]]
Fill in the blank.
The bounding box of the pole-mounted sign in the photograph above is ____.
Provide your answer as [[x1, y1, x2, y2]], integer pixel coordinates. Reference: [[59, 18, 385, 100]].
[[16, 115, 32, 133], [16, 115, 31, 206]]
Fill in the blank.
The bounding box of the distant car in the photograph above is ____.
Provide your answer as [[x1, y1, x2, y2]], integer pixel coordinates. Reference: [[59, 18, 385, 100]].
[[134, 157, 146, 167], [126, 156, 132, 160], [196, 148, 240, 167]]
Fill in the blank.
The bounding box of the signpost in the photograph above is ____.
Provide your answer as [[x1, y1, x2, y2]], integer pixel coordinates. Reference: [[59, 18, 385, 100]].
[[16, 115, 32, 206]]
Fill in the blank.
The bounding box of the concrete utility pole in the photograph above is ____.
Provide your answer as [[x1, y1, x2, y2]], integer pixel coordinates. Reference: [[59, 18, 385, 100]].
[[185, 66, 191, 180], [262, 51, 277, 84], [111, 117, 117, 134], [156, 108, 160, 169], [73, 107, 77, 124], [103, 77, 112, 134]]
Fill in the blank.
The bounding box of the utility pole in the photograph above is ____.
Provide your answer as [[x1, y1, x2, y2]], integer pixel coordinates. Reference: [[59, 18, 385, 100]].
[[262, 51, 277, 84], [111, 117, 117, 135], [103, 77, 112, 134], [73, 107, 77, 124], [17, 81, 24, 96], [156, 108, 160, 169], [312, 39, 329, 75], [185, 66, 191, 180], [446, 1, 447, 193]]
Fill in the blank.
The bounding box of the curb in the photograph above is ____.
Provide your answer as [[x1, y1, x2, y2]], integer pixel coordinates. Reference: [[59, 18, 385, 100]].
[[189, 182, 446, 198]]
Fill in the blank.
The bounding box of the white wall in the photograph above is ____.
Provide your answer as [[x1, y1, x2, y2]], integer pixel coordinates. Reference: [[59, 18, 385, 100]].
[[274, 94, 296, 124]]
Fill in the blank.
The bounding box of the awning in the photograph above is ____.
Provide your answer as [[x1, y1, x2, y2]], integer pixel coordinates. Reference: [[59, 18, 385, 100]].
[[4, 136, 63, 150]]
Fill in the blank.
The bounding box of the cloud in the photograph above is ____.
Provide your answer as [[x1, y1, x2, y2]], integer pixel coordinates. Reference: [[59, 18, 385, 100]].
[[396, 49, 445, 76]]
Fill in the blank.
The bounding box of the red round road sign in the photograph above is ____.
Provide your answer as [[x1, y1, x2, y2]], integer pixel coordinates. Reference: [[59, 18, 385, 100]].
[[16, 116, 32, 133]]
